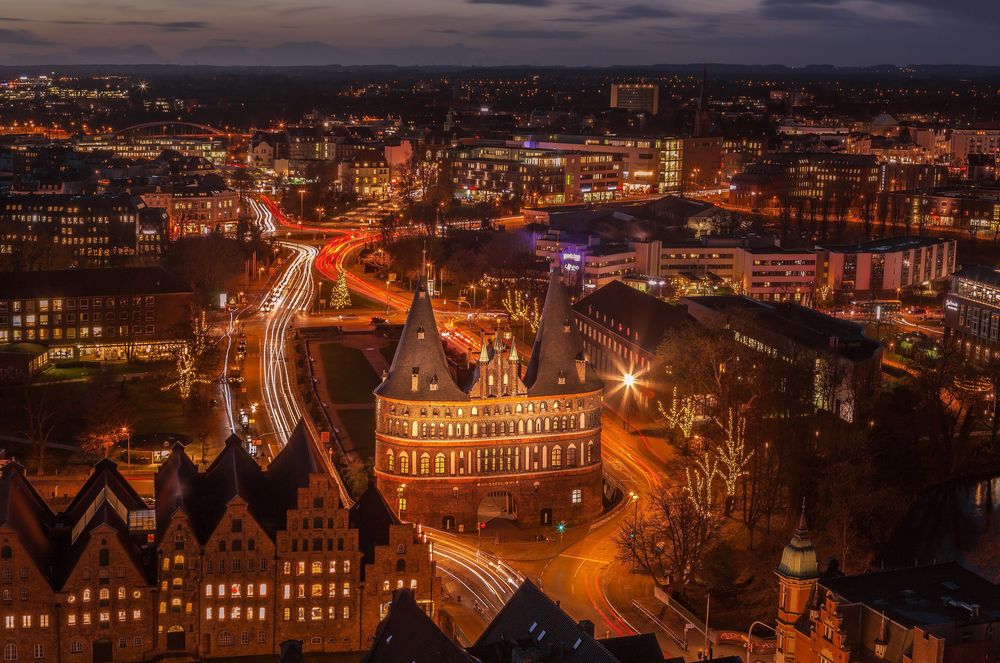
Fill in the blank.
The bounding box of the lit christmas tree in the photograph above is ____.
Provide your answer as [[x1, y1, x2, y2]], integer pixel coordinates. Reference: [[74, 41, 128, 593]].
[[330, 270, 352, 310]]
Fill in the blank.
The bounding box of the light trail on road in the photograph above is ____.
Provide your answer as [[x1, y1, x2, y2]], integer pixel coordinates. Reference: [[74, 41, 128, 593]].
[[260, 241, 317, 445]]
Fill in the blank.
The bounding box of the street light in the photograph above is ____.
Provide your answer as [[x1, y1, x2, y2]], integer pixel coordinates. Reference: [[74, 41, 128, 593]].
[[121, 426, 131, 468], [622, 372, 636, 431], [629, 491, 639, 573], [745, 620, 776, 663]]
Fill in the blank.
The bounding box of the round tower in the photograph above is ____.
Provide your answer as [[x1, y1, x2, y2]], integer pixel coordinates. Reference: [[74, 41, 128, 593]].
[[775, 502, 819, 663]]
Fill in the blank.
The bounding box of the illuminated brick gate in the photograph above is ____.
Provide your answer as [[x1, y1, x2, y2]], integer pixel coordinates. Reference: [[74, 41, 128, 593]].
[[374, 273, 605, 532]]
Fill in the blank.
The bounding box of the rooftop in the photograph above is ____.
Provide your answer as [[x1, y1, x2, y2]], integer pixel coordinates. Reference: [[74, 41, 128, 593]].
[[820, 562, 1000, 628], [818, 235, 950, 254], [573, 281, 693, 355], [0, 266, 193, 300], [954, 264, 1000, 288]]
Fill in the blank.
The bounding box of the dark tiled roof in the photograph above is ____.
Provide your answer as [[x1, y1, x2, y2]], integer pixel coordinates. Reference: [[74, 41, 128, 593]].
[[953, 264, 1000, 288], [375, 280, 468, 402], [473, 580, 620, 663], [598, 633, 667, 663], [0, 266, 193, 300], [573, 281, 693, 355], [820, 562, 1000, 628], [195, 434, 271, 540], [523, 271, 603, 397], [348, 484, 400, 575], [54, 501, 150, 590], [0, 463, 55, 587], [153, 441, 198, 538], [266, 421, 329, 513], [155, 423, 342, 546], [361, 589, 476, 663], [683, 296, 882, 363]]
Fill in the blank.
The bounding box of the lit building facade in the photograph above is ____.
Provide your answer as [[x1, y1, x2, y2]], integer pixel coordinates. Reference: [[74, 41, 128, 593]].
[[137, 182, 239, 238], [610, 83, 659, 114], [449, 145, 623, 204], [374, 274, 605, 531], [817, 236, 957, 298], [775, 514, 1000, 663], [0, 266, 194, 361], [944, 264, 1000, 361], [0, 423, 438, 662], [0, 194, 169, 266]]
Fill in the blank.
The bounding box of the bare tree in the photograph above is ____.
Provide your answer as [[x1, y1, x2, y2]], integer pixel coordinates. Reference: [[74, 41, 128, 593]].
[[614, 484, 721, 596], [20, 386, 59, 475]]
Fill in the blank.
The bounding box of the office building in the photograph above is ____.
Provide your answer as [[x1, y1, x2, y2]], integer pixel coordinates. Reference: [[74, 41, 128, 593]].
[[610, 83, 659, 114], [682, 296, 882, 421], [0, 267, 194, 361], [0, 194, 169, 266], [944, 264, 1000, 361], [817, 236, 957, 298]]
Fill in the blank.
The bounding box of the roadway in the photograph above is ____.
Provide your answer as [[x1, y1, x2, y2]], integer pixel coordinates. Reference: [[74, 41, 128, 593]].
[[262, 198, 744, 658]]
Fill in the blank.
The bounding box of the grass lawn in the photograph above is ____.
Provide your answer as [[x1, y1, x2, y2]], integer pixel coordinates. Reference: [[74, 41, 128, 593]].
[[318, 343, 380, 404], [337, 408, 376, 460]]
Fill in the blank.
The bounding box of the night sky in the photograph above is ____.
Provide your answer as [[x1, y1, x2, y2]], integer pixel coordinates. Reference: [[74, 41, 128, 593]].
[[1, 0, 998, 67]]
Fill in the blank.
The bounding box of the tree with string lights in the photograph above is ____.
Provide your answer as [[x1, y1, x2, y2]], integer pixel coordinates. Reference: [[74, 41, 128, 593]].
[[716, 409, 754, 513], [330, 269, 352, 310]]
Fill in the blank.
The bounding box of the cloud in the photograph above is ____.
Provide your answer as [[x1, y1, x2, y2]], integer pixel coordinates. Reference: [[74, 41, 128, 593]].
[[467, 0, 552, 6], [0, 16, 209, 30], [0, 28, 51, 45], [114, 20, 209, 31], [478, 28, 584, 39], [556, 3, 676, 23], [427, 28, 462, 34]]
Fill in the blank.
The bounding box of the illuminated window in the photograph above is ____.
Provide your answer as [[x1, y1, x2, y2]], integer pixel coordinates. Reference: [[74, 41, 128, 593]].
[[311, 561, 322, 575]]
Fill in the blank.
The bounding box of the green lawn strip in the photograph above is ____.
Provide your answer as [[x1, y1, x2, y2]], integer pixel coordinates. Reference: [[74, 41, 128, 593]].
[[336, 408, 376, 460], [318, 343, 381, 404]]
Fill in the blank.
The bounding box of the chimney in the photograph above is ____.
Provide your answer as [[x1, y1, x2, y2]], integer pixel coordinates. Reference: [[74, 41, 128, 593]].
[[577, 619, 595, 637]]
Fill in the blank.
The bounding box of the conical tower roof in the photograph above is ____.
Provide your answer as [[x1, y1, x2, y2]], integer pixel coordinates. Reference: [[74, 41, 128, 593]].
[[523, 271, 602, 396], [777, 501, 819, 580], [374, 279, 467, 401]]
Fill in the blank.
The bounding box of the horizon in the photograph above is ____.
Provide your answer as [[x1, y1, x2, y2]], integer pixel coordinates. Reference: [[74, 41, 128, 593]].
[[2, 0, 999, 67]]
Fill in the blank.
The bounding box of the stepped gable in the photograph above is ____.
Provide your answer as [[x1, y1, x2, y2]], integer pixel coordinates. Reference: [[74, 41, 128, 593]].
[[348, 483, 400, 577], [153, 441, 198, 537], [62, 458, 148, 523], [375, 279, 468, 402], [471, 579, 619, 663], [523, 271, 603, 397], [267, 420, 332, 515], [0, 463, 55, 586], [361, 589, 477, 663], [195, 433, 272, 541], [54, 501, 151, 590]]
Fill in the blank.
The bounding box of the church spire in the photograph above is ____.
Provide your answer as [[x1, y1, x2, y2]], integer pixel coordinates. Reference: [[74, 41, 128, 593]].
[[523, 270, 602, 396], [374, 279, 467, 402], [777, 499, 819, 580]]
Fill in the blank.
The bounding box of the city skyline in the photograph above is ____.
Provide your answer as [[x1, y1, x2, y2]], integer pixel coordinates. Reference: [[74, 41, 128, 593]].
[[1, 0, 1000, 67]]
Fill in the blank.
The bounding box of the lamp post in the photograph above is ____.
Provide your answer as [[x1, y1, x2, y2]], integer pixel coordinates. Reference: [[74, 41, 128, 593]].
[[622, 372, 636, 431], [298, 188, 305, 220], [745, 620, 776, 663], [121, 426, 131, 468], [629, 491, 639, 573]]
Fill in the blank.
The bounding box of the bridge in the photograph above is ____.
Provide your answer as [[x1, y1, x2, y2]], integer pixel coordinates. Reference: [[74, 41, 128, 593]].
[[112, 121, 250, 139]]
